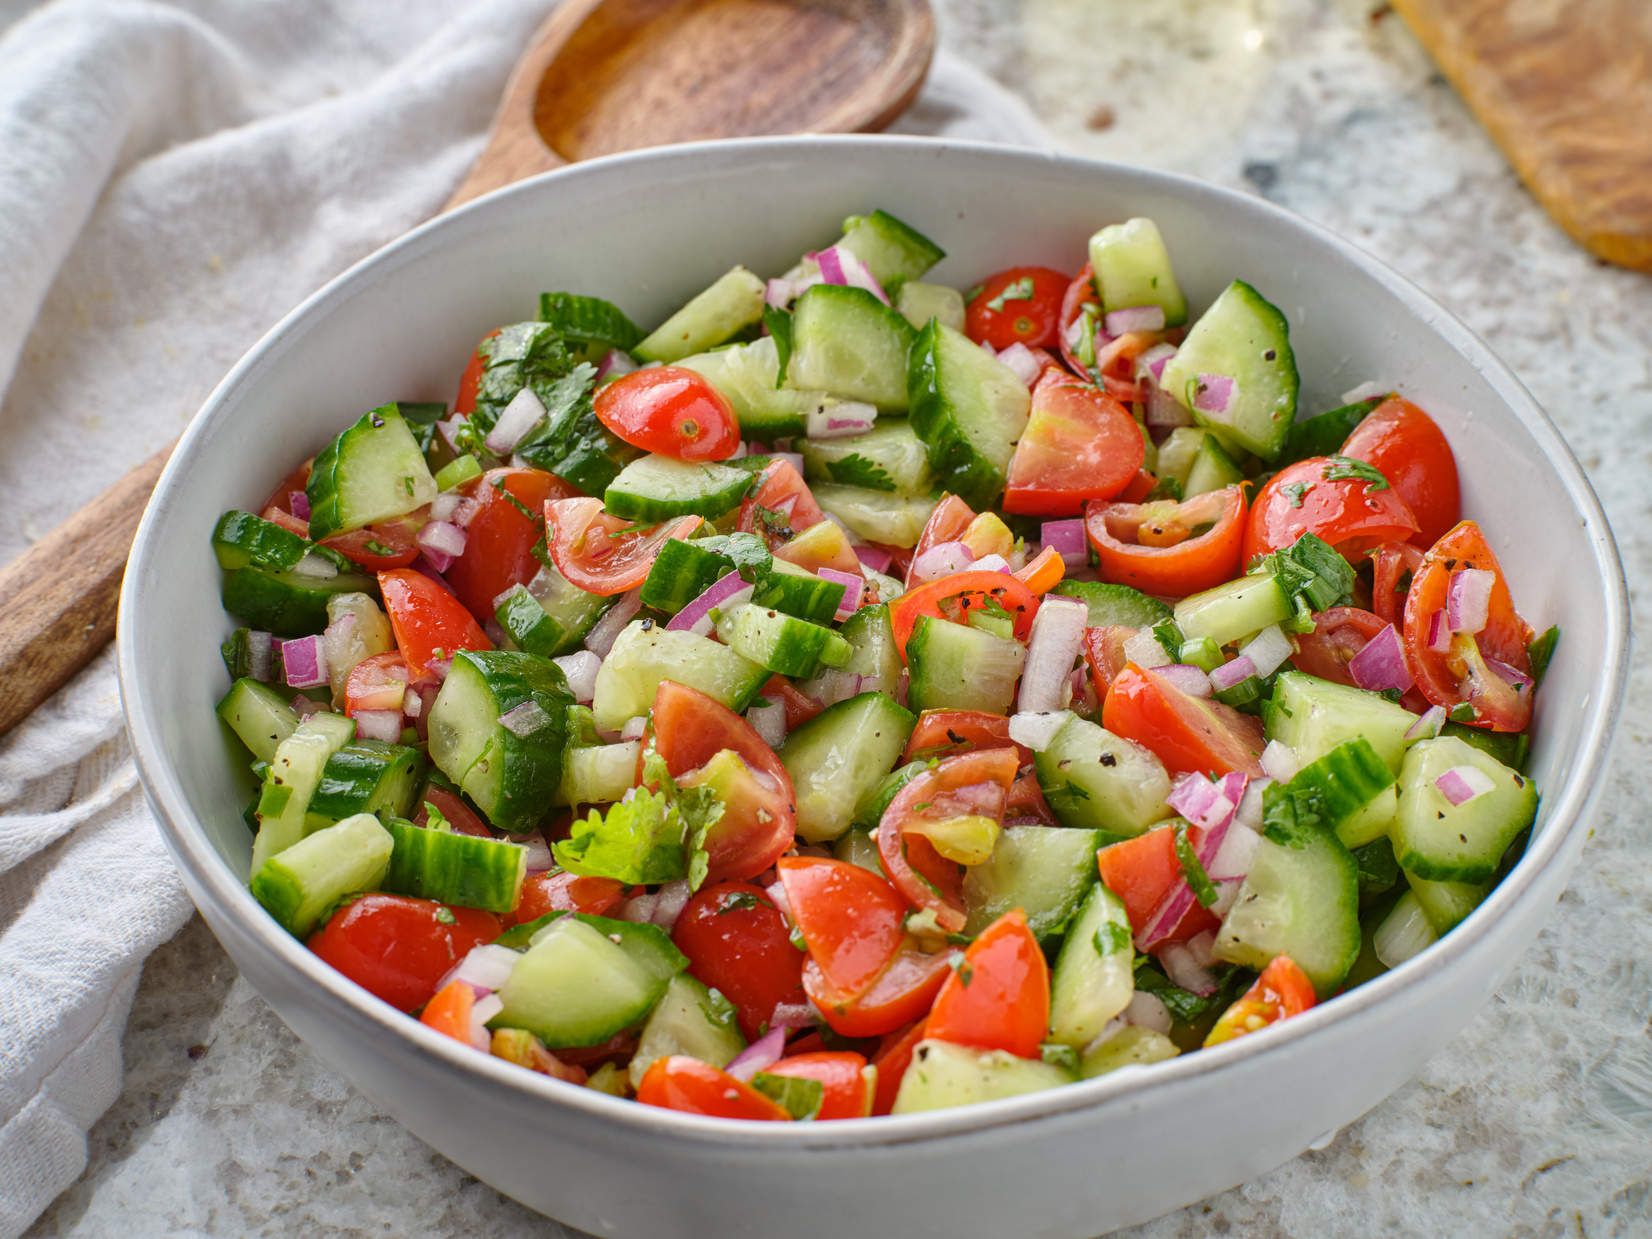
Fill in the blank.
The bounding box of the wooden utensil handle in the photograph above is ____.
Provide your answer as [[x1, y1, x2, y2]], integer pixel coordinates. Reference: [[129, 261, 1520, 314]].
[[0, 441, 175, 736]]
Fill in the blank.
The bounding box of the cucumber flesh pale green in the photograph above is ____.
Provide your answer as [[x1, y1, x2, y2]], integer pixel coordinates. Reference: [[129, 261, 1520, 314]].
[[907, 320, 1031, 510], [780, 692, 916, 844]]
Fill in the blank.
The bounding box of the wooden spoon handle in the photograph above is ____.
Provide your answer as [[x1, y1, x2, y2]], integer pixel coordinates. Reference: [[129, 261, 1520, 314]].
[[0, 441, 174, 736]]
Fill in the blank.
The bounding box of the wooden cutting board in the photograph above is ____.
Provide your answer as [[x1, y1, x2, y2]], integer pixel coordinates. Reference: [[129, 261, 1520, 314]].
[[1391, 0, 1652, 273]]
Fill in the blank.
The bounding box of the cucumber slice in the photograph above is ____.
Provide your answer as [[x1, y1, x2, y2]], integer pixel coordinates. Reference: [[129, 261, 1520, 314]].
[[305, 405, 439, 542], [751, 561, 849, 625], [382, 817, 527, 912], [780, 692, 916, 844], [676, 336, 821, 440], [894, 281, 966, 333], [634, 266, 767, 364], [906, 614, 1027, 716], [1035, 715, 1173, 838], [217, 678, 298, 762], [304, 740, 426, 830], [962, 825, 1104, 941], [796, 603, 902, 704], [212, 511, 351, 574], [799, 420, 933, 497], [1271, 737, 1395, 850], [639, 537, 757, 615], [590, 621, 769, 732], [1183, 432, 1244, 498], [493, 915, 668, 1047], [1265, 670, 1419, 774], [1213, 809, 1361, 999], [1057, 581, 1174, 629], [810, 484, 937, 548], [1087, 218, 1188, 327], [1079, 1026, 1180, 1079], [426, 650, 573, 834], [852, 762, 926, 833], [628, 973, 745, 1088], [1047, 881, 1135, 1048], [604, 454, 752, 522], [525, 562, 618, 655], [718, 604, 851, 678], [248, 812, 393, 938], [1405, 870, 1493, 934], [1392, 735, 1537, 884], [494, 585, 568, 658], [221, 564, 381, 638], [788, 284, 919, 410], [1174, 571, 1292, 648], [892, 1039, 1073, 1114], [838, 210, 946, 285], [908, 320, 1032, 510], [251, 712, 358, 872], [1159, 281, 1299, 461], [556, 740, 641, 806], [1154, 427, 1207, 488]]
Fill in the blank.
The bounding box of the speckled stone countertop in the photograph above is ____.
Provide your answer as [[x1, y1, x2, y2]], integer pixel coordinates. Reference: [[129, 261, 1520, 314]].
[[26, 1, 1652, 1235]]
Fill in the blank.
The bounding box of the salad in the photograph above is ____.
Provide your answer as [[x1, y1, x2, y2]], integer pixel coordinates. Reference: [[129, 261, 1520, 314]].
[[212, 209, 1554, 1122]]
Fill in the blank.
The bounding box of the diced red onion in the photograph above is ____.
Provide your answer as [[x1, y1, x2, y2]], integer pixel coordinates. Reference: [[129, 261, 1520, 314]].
[[1207, 823, 1261, 882], [805, 401, 876, 439], [911, 540, 974, 583], [1239, 625, 1294, 678], [1070, 664, 1099, 713], [809, 669, 864, 708], [409, 554, 453, 587], [1235, 777, 1271, 834], [288, 491, 311, 520], [1447, 569, 1494, 635], [485, 387, 548, 455], [417, 520, 468, 561], [1137, 814, 1233, 952], [995, 342, 1042, 387], [1159, 942, 1217, 996], [766, 276, 810, 309], [1208, 654, 1256, 692], [421, 546, 457, 574], [725, 1026, 788, 1082], [748, 695, 788, 749], [425, 657, 453, 682], [774, 451, 805, 478], [353, 709, 403, 742], [1122, 628, 1173, 670], [1259, 740, 1300, 784], [596, 349, 638, 382], [1435, 764, 1496, 806], [1192, 374, 1237, 415], [1135, 343, 1178, 386], [651, 879, 692, 929], [1104, 304, 1167, 336], [1424, 609, 1449, 653], [552, 650, 600, 703], [246, 631, 274, 682], [813, 245, 890, 304], [1007, 711, 1070, 753], [584, 588, 642, 657], [1018, 596, 1089, 714], [1002, 816, 1041, 828], [280, 635, 329, 689], [1124, 991, 1172, 1034], [855, 544, 893, 575], [971, 553, 1011, 574], [896, 669, 908, 709], [1039, 519, 1087, 570], [1157, 663, 1213, 698], [816, 567, 864, 620], [667, 570, 754, 638], [1063, 313, 1091, 353], [1348, 623, 1414, 694], [1406, 704, 1446, 741], [1167, 771, 1245, 831], [498, 700, 553, 737], [1145, 386, 1192, 428], [1341, 380, 1390, 405], [1485, 657, 1534, 693], [619, 715, 648, 741]]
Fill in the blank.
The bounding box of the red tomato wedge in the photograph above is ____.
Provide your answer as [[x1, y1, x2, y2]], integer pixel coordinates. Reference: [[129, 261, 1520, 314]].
[[413, 786, 492, 839], [1288, 607, 1388, 689], [1057, 262, 1101, 377], [419, 980, 475, 1044], [869, 1019, 929, 1116], [545, 496, 701, 596], [636, 1057, 791, 1120], [452, 329, 500, 418], [672, 881, 806, 1042], [1086, 485, 1247, 598], [594, 367, 740, 461], [1371, 540, 1426, 627], [775, 857, 908, 1000], [760, 1051, 874, 1120], [926, 910, 1049, 1060], [887, 572, 1040, 662], [802, 947, 956, 1038], [1340, 397, 1460, 549], [1243, 456, 1419, 567], [908, 494, 976, 585], [878, 748, 1019, 934], [307, 894, 499, 1012], [377, 568, 491, 676], [1402, 520, 1536, 731], [345, 650, 413, 714], [444, 467, 579, 622], [964, 266, 1071, 350], [260, 458, 313, 518], [1203, 955, 1316, 1047], [1082, 625, 1133, 700], [1002, 370, 1144, 516], [504, 869, 627, 927], [737, 458, 826, 551], [322, 509, 427, 570], [1103, 664, 1266, 777], [902, 709, 1034, 766], [1096, 826, 1220, 943]]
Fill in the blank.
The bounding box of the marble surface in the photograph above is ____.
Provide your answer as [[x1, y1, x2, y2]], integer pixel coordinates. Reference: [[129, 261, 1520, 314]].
[[26, 0, 1652, 1235]]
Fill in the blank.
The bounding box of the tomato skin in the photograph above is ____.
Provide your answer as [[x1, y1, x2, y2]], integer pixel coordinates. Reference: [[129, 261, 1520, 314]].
[[878, 748, 1019, 934], [736, 459, 826, 551], [636, 1056, 791, 1120], [802, 947, 955, 1038], [444, 468, 580, 622], [1086, 485, 1248, 598], [1289, 607, 1389, 689], [1057, 262, 1101, 377], [1204, 955, 1316, 1046], [964, 266, 1071, 350], [545, 496, 702, 595], [413, 786, 493, 839], [1371, 540, 1426, 627], [322, 510, 426, 570], [593, 367, 740, 461], [1082, 625, 1133, 700], [1103, 664, 1266, 777], [887, 571, 1041, 662], [926, 910, 1049, 1060], [1340, 397, 1460, 548], [261, 459, 314, 518], [453, 329, 500, 418], [419, 980, 476, 1043], [1003, 370, 1145, 517], [908, 494, 976, 586], [1243, 457, 1420, 567], [903, 709, 1034, 766], [1096, 827, 1183, 931], [760, 1051, 873, 1120], [1401, 520, 1535, 731], [377, 568, 491, 675], [869, 1019, 929, 1115], [671, 881, 806, 1042], [504, 869, 627, 926], [307, 894, 500, 1012]]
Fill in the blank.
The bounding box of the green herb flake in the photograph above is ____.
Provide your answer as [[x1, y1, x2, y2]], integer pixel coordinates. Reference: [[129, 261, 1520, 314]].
[[434, 907, 457, 925], [1040, 1044, 1080, 1072], [1527, 625, 1560, 685], [1173, 822, 1220, 908], [403, 476, 415, 497], [1284, 482, 1311, 509], [1092, 921, 1132, 956], [717, 892, 763, 915], [985, 276, 1036, 312], [827, 453, 896, 492], [1448, 702, 1476, 723], [363, 540, 394, 557], [1321, 455, 1390, 491]]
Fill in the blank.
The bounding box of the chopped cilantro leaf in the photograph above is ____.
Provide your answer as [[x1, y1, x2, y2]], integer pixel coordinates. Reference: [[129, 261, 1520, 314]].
[[1173, 822, 1219, 908], [1322, 455, 1390, 491], [985, 276, 1036, 312], [827, 453, 897, 492]]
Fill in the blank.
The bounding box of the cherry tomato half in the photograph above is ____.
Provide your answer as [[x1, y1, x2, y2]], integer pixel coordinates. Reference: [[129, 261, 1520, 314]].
[[1340, 397, 1460, 549], [1085, 485, 1248, 598], [1103, 664, 1266, 778], [964, 266, 1070, 350], [453, 329, 501, 419], [672, 881, 806, 1042], [1203, 955, 1316, 1046], [594, 366, 740, 461], [545, 496, 702, 595], [802, 946, 955, 1039], [636, 1057, 791, 1120], [775, 857, 907, 1000], [308, 893, 500, 1012], [377, 567, 491, 676], [887, 571, 1041, 662], [926, 909, 1049, 1060], [1002, 370, 1144, 517], [1370, 540, 1426, 627], [760, 1051, 874, 1120], [736, 458, 827, 552], [1243, 456, 1419, 567], [1095, 825, 1221, 943], [444, 467, 580, 623], [1288, 606, 1388, 689], [321, 509, 427, 570], [504, 869, 627, 927]]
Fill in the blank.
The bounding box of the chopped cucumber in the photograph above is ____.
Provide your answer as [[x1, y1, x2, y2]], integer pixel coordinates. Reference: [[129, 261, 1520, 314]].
[[780, 692, 916, 844], [1174, 571, 1292, 648], [892, 1040, 1073, 1114], [962, 825, 1105, 940], [1080, 1026, 1180, 1078], [676, 336, 821, 440], [604, 454, 752, 522], [1405, 869, 1493, 934], [304, 740, 426, 830], [217, 678, 298, 762], [524, 563, 618, 657], [894, 281, 965, 333], [906, 614, 1027, 716], [837, 210, 946, 285], [810, 484, 937, 548], [750, 561, 848, 626], [1159, 281, 1298, 462], [796, 603, 902, 704], [305, 405, 438, 542], [634, 266, 766, 364], [493, 915, 670, 1047], [221, 564, 380, 638], [640, 536, 769, 616], [1392, 735, 1537, 884], [381, 817, 527, 913], [799, 420, 933, 497], [556, 740, 641, 806], [590, 622, 768, 732], [495, 586, 568, 658], [1035, 715, 1172, 838], [1088, 218, 1188, 327], [1266, 737, 1396, 850], [1047, 882, 1135, 1048], [628, 974, 745, 1088], [717, 605, 852, 678], [1264, 671, 1419, 774], [1184, 432, 1244, 498], [1057, 581, 1174, 629], [212, 511, 351, 574], [788, 284, 918, 410], [251, 712, 358, 872], [907, 320, 1031, 510], [1154, 427, 1207, 488], [249, 812, 393, 938]]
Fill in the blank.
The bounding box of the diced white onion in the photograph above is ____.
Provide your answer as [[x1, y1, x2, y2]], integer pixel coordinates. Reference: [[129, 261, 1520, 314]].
[[584, 589, 642, 657], [291, 551, 339, 579], [995, 342, 1042, 387], [485, 387, 547, 455], [804, 400, 877, 440], [1239, 624, 1294, 678], [1018, 596, 1089, 714], [1259, 739, 1301, 783], [1124, 991, 1172, 1034], [471, 992, 505, 1026], [553, 650, 601, 704], [450, 944, 522, 993], [1207, 823, 1261, 882], [353, 709, 402, 742], [1160, 943, 1217, 996], [1374, 892, 1437, 968], [619, 716, 648, 741], [747, 695, 787, 749], [1340, 380, 1391, 405], [1007, 711, 1072, 753]]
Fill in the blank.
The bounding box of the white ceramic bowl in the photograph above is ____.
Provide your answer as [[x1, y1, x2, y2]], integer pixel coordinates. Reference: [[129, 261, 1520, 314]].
[[120, 137, 1628, 1239]]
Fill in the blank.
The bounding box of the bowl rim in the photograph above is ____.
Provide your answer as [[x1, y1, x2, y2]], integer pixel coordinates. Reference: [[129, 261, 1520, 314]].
[[119, 133, 1631, 1149]]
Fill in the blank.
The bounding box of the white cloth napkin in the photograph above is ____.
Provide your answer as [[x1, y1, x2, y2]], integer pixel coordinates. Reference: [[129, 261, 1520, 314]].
[[0, 2, 1050, 1231]]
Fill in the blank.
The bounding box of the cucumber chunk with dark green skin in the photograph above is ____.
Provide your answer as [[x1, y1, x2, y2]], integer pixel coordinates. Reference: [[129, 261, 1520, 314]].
[[838, 210, 946, 285], [1264, 671, 1419, 774], [304, 740, 426, 830], [788, 284, 918, 410], [1275, 397, 1384, 468], [305, 405, 439, 543], [217, 678, 298, 762], [634, 266, 768, 364], [249, 812, 393, 938], [1035, 715, 1172, 838], [718, 605, 852, 679], [780, 691, 916, 844], [628, 974, 745, 1087], [640, 535, 771, 615], [221, 564, 381, 638], [1392, 735, 1537, 884], [906, 614, 1027, 716], [1056, 581, 1174, 629], [251, 712, 358, 872], [494, 585, 569, 657], [381, 817, 527, 913], [212, 511, 352, 574], [1047, 880, 1134, 1048], [604, 454, 752, 522], [426, 650, 574, 834], [962, 825, 1105, 941], [1174, 572, 1293, 648], [525, 562, 616, 656], [1272, 737, 1395, 848], [908, 319, 1032, 510]]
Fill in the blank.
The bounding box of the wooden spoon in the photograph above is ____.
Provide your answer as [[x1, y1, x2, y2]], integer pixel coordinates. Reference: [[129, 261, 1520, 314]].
[[0, 0, 935, 737]]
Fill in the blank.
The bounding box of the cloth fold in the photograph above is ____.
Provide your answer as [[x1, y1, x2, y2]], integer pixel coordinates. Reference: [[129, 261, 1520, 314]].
[[0, 1, 1050, 1233]]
